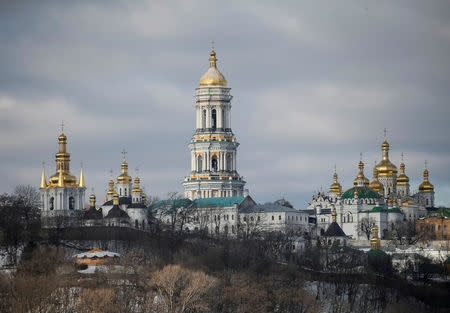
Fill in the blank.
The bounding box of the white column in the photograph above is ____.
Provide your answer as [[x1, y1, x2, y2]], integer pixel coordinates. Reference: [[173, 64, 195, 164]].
[[196, 107, 201, 129], [217, 106, 223, 129], [233, 151, 237, 171], [206, 107, 210, 129], [227, 107, 231, 129]]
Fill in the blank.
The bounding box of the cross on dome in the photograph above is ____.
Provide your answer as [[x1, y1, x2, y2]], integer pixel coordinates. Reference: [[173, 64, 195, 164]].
[[60, 121, 64, 133], [121, 149, 127, 161]]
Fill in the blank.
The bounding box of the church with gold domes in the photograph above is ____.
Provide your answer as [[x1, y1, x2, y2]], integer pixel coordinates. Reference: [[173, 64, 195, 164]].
[[39, 130, 86, 227], [308, 134, 435, 239]]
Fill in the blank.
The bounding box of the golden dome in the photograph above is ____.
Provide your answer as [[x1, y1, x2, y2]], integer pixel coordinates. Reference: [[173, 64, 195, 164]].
[[48, 132, 78, 188], [375, 139, 397, 177], [353, 159, 370, 187], [107, 179, 115, 197], [89, 194, 96, 207], [396, 160, 409, 186], [199, 50, 228, 87], [369, 167, 384, 196], [117, 160, 132, 184], [329, 170, 342, 196], [419, 168, 434, 193], [132, 176, 142, 194]]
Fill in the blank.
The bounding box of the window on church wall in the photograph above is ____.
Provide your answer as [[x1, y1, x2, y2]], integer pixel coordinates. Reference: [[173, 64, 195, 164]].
[[227, 154, 232, 171], [212, 109, 217, 130], [202, 109, 206, 129], [69, 197, 75, 210], [49, 197, 54, 210], [125, 189, 127, 196], [211, 157, 218, 172]]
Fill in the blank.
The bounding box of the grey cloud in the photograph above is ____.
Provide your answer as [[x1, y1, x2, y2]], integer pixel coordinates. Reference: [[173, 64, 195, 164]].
[[1, 0, 449, 208]]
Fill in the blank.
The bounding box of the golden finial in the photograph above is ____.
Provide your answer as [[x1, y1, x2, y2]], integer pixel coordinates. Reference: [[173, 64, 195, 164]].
[[354, 189, 358, 198], [370, 224, 381, 250], [113, 193, 119, 205], [89, 190, 96, 207], [332, 208, 337, 223], [383, 128, 387, 140], [78, 162, 86, 188], [40, 162, 48, 189]]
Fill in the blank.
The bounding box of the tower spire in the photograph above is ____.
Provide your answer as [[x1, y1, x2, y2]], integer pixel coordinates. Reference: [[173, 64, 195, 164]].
[[79, 163, 86, 188], [40, 162, 48, 189]]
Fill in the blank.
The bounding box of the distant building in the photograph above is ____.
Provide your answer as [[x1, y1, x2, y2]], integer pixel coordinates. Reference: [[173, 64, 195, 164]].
[[307, 136, 437, 240], [416, 207, 450, 240]]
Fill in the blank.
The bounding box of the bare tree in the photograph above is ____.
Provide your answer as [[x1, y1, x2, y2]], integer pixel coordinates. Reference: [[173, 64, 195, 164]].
[[150, 264, 216, 313], [14, 185, 40, 209], [357, 217, 376, 240]]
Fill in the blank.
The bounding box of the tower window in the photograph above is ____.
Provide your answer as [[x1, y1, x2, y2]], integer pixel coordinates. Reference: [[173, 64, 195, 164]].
[[227, 154, 232, 171], [69, 197, 75, 210], [212, 109, 217, 130], [202, 109, 206, 129], [197, 155, 203, 172], [49, 197, 54, 210], [211, 157, 218, 172]]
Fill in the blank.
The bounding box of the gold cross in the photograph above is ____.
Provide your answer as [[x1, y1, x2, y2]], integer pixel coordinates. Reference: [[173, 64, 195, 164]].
[[212, 40, 215, 50], [60, 121, 64, 133], [121, 149, 127, 160]]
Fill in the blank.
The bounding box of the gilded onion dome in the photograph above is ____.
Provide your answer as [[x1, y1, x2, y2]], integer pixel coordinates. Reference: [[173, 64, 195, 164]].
[[375, 139, 397, 178], [353, 158, 370, 187], [89, 193, 96, 207], [329, 169, 342, 196], [107, 179, 115, 198], [396, 155, 409, 186], [199, 50, 228, 87], [369, 166, 384, 196], [419, 167, 434, 193], [48, 132, 78, 187], [117, 160, 132, 184], [132, 176, 143, 194]]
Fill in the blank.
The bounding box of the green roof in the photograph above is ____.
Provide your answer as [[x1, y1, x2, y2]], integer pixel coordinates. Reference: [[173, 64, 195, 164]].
[[360, 206, 403, 214], [389, 207, 402, 214], [151, 196, 246, 211], [151, 198, 193, 210], [341, 186, 381, 200], [367, 249, 389, 259], [427, 207, 450, 219], [193, 196, 246, 208]]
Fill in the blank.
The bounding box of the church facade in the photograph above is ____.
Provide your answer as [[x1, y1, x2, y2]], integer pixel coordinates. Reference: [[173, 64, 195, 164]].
[[40, 131, 86, 227], [308, 136, 434, 239]]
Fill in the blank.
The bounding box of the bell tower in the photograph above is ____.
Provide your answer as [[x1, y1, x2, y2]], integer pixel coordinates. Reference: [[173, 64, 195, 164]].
[[183, 48, 246, 199]]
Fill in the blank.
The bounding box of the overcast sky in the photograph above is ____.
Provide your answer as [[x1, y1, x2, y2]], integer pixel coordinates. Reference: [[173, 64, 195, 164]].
[[1, 0, 449, 208]]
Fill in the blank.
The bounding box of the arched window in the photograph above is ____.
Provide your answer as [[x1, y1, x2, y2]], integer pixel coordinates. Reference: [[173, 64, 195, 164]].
[[49, 197, 54, 210], [125, 189, 127, 196], [69, 197, 75, 210], [227, 154, 232, 171], [197, 155, 203, 172], [212, 109, 217, 130], [135, 219, 138, 228], [211, 157, 218, 172], [426, 198, 429, 206], [202, 109, 206, 129]]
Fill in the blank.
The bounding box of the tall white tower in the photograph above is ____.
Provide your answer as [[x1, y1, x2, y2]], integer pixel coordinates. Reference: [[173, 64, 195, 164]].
[[183, 49, 246, 200]]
